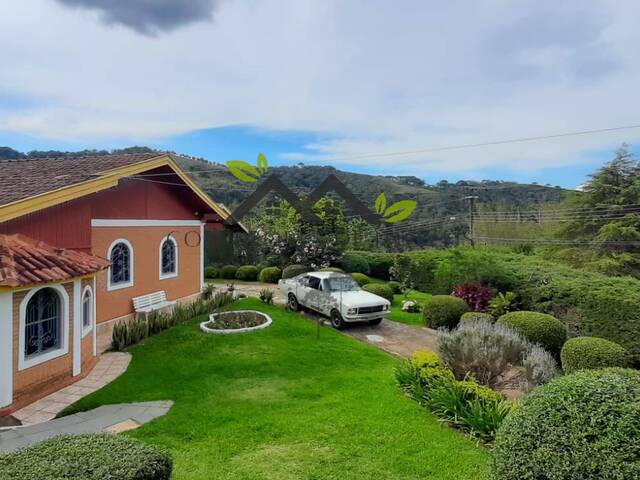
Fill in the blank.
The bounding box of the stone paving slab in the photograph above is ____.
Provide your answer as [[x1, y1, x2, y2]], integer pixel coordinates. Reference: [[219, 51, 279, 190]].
[[0, 401, 173, 454], [12, 352, 132, 426]]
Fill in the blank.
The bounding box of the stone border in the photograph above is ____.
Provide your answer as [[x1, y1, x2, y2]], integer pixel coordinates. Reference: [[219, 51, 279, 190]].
[[200, 310, 272, 334]]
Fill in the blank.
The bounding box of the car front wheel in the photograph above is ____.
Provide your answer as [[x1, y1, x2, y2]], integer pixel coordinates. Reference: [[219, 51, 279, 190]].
[[330, 310, 346, 330], [287, 293, 300, 311]]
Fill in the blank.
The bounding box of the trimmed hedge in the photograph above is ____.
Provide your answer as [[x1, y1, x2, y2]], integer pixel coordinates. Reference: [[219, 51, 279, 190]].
[[204, 266, 219, 279], [319, 267, 344, 273], [498, 311, 566, 355], [387, 280, 402, 294], [220, 265, 238, 279], [0, 434, 172, 479], [561, 336, 630, 373], [350, 272, 371, 286], [339, 253, 371, 275], [282, 264, 310, 279], [459, 311, 494, 324], [235, 265, 259, 281], [349, 251, 395, 279], [361, 283, 394, 302], [258, 266, 281, 283], [422, 295, 469, 329], [492, 368, 640, 479]]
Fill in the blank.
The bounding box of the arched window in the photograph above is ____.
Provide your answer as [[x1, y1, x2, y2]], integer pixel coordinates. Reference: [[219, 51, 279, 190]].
[[159, 236, 178, 279], [108, 239, 133, 290], [82, 287, 92, 332], [25, 287, 61, 358]]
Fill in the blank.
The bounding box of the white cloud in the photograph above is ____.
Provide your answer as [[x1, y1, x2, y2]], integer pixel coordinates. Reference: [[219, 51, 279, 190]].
[[1, 0, 640, 175]]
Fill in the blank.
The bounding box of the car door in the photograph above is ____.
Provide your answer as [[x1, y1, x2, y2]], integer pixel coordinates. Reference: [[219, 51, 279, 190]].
[[306, 275, 323, 312], [296, 275, 311, 308]]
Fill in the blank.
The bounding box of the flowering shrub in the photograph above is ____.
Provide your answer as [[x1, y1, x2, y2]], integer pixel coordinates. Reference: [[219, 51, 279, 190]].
[[254, 227, 339, 269], [451, 283, 494, 311]]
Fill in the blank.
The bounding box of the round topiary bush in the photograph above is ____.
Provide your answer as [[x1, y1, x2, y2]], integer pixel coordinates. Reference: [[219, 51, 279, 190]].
[[340, 253, 371, 275], [422, 295, 469, 329], [497, 311, 566, 355], [561, 336, 630, 373], [258, 266, 281, 283], [0, 433, 173, 479], [387, 281, 402, 294], [282, 264, 310, 279], [204, 266, 219, 279], [220, 265, 238, 279], [235, 265, 259, 281], [350, 272, 371, 286], [362, 283, 394, 302], [459, 311, 494, 324], [492, 368, 640, 480]]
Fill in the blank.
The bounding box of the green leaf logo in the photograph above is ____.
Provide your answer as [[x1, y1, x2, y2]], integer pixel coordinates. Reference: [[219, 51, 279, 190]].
[[375, 192, 387, 214], [383, 200, 417, 223], [257, 153, 268, 174], [227, 160, 261, 182]]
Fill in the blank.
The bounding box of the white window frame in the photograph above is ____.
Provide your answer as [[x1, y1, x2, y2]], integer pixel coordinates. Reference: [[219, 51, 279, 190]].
[[107, 238, 134, 291], [159, 235, 179, 280], [19, 284, 70, 371], [81, 285, 94, 338]]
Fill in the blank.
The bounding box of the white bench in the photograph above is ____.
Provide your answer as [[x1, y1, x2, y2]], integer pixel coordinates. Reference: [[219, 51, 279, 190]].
[[132, 291, 177, 318]]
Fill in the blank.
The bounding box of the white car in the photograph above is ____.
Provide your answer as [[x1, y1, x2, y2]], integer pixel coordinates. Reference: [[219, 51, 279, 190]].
[[278, 271, 390, 329]]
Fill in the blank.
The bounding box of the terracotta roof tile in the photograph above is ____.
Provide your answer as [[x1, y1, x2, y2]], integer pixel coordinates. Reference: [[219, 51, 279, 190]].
[[0, 153, 161, 207], [0, 234, 110, 287]]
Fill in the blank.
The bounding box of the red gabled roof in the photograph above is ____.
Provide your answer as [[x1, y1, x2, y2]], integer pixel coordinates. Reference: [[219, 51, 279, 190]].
[[0, 234, 110, 287]]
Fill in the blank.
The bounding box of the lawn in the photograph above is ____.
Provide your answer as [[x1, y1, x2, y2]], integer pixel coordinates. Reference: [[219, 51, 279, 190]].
[[67, 298, 488, 479], [387, 291, 431, 326]]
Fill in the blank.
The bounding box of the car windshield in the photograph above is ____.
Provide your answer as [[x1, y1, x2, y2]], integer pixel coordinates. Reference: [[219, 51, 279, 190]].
[[326, 277, 360, 291]]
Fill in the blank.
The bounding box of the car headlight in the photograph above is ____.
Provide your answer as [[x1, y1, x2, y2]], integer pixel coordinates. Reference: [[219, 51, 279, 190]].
[[347, 307, 357, 315], [383, 304, 389, 311]]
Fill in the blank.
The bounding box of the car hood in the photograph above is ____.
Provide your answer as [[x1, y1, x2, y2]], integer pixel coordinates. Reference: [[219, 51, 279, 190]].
[[329, 290, 388, 307]]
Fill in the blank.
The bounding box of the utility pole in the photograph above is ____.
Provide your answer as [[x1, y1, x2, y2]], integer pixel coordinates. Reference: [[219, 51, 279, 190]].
[[464, 196, 479, 247]]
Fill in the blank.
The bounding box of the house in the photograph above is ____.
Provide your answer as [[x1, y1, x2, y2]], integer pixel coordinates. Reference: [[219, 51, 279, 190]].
[[0, 153, 236, 415]]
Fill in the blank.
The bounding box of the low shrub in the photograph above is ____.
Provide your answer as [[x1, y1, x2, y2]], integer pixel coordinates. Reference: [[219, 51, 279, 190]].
[[339, 253, 371, 275], [0, 433, 172, 479], [488, 291, 517, 318], [451, 283, 494, 311], [522, 344, 560, 391], [497, 311, 567, 355], [201, 283, 216, 300], [422, 295, 469, 329], [459, 311, 494, 324], [204, 266, 219, 279], [350, 272, 371, 286], [492, 368, 640, 479], [259, 288, 274, 305], [395, 351, 454, 403], [387, 280, 402, 294], [258, 266, 281, 283], [235, 265, 259, 281], [361, 283, 394, 302], [561, 336, 630, 373], [220, 265, 238, 279], [282, 264, 310, 279], [319, 267, 344, 273], [347, 251, 395, 279]]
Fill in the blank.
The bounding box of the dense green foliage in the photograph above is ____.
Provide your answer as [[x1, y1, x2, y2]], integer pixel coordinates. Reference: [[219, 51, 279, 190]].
[[387, 280, 402, 294], [204, 266, 219, 279], [0, 434, 172, 480], [361, 283, 394, 302], [220, 265, 238, 279], [348, 251, 395, 279], [561, 336, 630, 373], [350, 272, 371, 286], [422, 295, 469, 329], [460, 311, 494, 323], [318, 267, 344, 273], [65, 299, 490, 479], [258, 266, 281, 283], [282, 264, 310, 279], [235, 265, 259, 281], [339, 252, 371, 275], [359, 246, 640, 360], [492, 368, 640, 480], [497, 311, 567, 355]]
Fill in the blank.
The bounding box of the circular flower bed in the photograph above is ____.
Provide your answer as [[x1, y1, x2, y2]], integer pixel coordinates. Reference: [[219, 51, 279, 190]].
[[200, 310, 272, 334]]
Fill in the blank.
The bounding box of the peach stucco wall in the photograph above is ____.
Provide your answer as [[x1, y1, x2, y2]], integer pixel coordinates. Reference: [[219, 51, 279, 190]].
[[92, 225, 202, 324]]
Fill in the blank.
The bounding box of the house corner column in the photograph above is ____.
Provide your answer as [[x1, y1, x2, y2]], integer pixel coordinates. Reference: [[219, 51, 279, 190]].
[[200, 222, 205, 290], [92, 277, 97, 357], [73, 279, 81, 376], [0, 291, 14, 408]]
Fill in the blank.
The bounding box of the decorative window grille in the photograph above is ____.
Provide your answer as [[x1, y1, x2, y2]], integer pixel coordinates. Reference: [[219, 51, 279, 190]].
[[110, 242, 131, 285], [161, 238, 176, 275], [25, 288, 61, 358]]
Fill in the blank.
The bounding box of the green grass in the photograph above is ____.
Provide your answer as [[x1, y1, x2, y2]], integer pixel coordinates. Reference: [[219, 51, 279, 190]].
[[388, 291, 431, 326], [64, 298, 487, 479]]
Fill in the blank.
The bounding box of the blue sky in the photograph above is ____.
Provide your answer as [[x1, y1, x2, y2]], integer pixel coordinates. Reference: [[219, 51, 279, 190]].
[[2, 1, 640, 189]]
